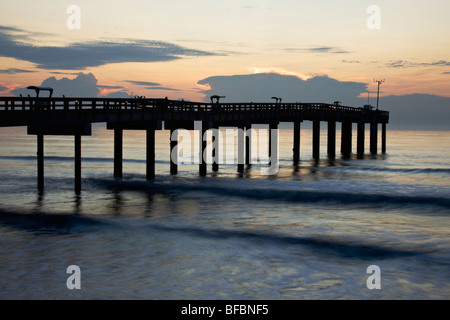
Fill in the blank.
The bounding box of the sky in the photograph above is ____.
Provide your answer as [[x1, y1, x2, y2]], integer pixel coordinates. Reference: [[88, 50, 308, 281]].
[[0, 0, 449, 128]]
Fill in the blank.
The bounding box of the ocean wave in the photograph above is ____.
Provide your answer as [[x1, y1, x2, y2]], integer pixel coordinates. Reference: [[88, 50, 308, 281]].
[[0, 206, 429, 260], [149, 224, 426, 259], [0, 209, 109, 234], [326, 165, 450, 175], [0, 155, 166, 165], [96, 178, 450, 209]]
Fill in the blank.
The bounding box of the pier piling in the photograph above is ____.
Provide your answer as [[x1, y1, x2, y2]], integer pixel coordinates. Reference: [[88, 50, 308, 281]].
[[357, 122, 365, 158], [37, 134, 44, 192], [212, 128, 219, 172], [312, 120, 320, 161], [146, 128, 155, 180], [370, 121, 378, 155], [75, 135, 82, 194], [170, 129, 178, 175], [114, 129, 123, 178], [327, 120, 336, 160], [237, 127, 245, 173], [293, 121, 301, 164], [341, 121, 352, 158], [199, 122, 207, 176], [245, 127, 251, 167]]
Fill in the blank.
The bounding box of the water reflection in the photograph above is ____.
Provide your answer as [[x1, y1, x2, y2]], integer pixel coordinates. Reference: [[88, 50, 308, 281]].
[[74, 194, 82, 215]]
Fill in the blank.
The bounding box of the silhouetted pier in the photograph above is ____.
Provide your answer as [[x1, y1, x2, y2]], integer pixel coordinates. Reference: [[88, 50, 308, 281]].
[[0, 96, 389, 194]]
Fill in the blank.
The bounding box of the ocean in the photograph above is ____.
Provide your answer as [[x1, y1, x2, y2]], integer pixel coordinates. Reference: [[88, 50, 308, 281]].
[[0, 124, 449, 300]]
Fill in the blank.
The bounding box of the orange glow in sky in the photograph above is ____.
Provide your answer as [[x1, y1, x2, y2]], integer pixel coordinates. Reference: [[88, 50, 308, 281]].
[[0, 0, 449, 101]]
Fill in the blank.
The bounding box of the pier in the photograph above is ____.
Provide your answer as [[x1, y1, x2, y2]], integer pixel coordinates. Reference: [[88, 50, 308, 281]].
[[0, 96, 389, 194]]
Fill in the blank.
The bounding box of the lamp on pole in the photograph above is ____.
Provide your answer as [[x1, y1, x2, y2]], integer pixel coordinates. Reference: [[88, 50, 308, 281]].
[[374, 79, 385, 110]]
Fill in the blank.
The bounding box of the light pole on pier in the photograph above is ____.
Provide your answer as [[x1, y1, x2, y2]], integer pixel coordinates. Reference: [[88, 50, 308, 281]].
[[374, 79, 385, 110]]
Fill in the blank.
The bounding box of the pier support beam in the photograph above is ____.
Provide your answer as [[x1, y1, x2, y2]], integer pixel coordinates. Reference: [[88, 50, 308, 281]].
[[29, 123, 91, 194], [146, 128, 155, 180], [212, 128, 219, 172], [237, 127, 245, 173], [293, 121, 301, 165], [381, 123, 387, 154], [114, 129, 123, 178], [312, 120, 320, 161], [37, 134, 44, 192], [75, 135, 82, 195], [370, 121, 378, 155], [170, 129, 178, 175], [267, 122, 279, 173], [246, 126, 251, 167], [268, 122, 278, 165], [327, 120, 336, 160], [357, 122, 365, 158], [199, 122, 207, 176], [341, 121, 352, 158]]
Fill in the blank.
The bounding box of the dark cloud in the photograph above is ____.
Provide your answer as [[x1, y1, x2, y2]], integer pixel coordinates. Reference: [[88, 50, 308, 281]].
[[10, 72, 184, 97], [12, 72, 107, 97], [0, 26, 19, 31], [0, 85, 8, 91], [197, 73, 367, 106], [378, 94, 450, 130], [197, 72, 450, 130], [0, 25, 217, 70], [0, 68, 35, 74], [0, 25, 52, 39]]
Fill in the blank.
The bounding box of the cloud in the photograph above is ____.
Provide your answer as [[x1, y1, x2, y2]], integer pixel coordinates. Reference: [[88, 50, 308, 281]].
[[9, 72, 180, 97], [11, 72, 132, 97], [0, 25, 217, 70], [49, 71, 84, 75], [341, 60, 361, 64], [285, 47, 351, 54], [379, 94, 450, 130], [386, 60, 450, 68], [124, 80, 161, 87], [0, 68, 35, 74], [0, 84, 8, 91], [197, 72, 367, 105], [249, 67, 310, 80], [102, 90, 132, 98], [124, 80, 180, 92], [386, 60, 408, 68], [422, 60, 450, 67], [97, 84, 126, 90], [145, 86, 180, 91], [197, 72, 450, 130]]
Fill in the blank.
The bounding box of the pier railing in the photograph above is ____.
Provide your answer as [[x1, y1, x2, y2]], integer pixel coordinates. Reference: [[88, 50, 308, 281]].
[[0, 97, 389, 118]]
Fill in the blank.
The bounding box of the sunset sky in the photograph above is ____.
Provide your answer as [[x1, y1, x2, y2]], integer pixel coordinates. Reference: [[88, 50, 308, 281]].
[[0, 0, 449, 102]]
